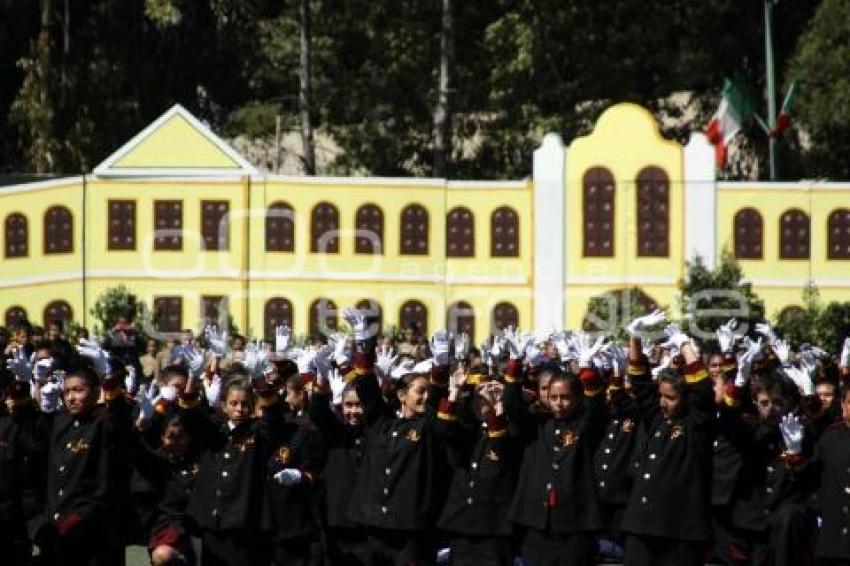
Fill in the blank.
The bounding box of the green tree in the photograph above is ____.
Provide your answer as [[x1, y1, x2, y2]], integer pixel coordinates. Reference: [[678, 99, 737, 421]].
[[773, 283, 820, 346], [90, 284, 144, 333], [678, 251, 765, 345], [814, 302, 850, 355], [582, 287, 662, 340], [788, 0, 850, 178]]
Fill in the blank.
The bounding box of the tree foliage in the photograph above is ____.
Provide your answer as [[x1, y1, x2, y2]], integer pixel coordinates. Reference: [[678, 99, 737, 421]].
[[90, 284, 143, 333], [582, 287, 661, 340]]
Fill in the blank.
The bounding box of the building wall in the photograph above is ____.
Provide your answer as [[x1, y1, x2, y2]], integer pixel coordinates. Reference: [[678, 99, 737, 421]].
[[0, 103, 849, 337]]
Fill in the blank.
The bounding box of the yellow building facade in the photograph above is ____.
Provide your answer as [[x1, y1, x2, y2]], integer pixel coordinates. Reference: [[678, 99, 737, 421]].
[[0, 103, 848, 339]]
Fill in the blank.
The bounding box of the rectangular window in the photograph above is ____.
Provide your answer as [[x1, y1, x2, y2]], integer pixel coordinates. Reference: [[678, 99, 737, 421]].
[[153, 296, 182, 333], [202, 200, 230, 250], [201, 295, 228, 325], [154, 200, 182, 251], [108, 200, 136, 250]]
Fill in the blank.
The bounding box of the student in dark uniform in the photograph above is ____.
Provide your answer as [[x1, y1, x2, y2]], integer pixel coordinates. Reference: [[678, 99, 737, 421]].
[[42, 366, 118, 566], [620, 327, 716, 566], [308, 373, 369, 566], [0, 373, 47, 566], [505, 342, 609, 566], [131, 412, 200, 565], [347, 364, 448, 566], [434, 365, 520, 566], [808, 381, 850, 564], [186, 378, 275, 566]]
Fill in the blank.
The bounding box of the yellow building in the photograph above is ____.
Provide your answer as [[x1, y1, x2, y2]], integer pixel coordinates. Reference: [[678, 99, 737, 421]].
[[0, 103, 848, 340]]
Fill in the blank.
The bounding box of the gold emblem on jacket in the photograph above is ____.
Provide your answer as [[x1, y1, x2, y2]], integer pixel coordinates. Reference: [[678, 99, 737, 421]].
[[66, 438, 90, 453], [621, 419, 635, 434], [276, 445, 291, 464], [670, 425, 684, 440], [485, 449, 500, 462], [561, 429, 578, 448], [232, 434, 256, 452], [406, 428, 420, 443]]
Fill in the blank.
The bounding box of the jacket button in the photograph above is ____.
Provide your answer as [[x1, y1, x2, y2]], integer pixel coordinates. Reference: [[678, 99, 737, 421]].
[[643, 473, 651, 480], [766, 487, 773, 493], [471, 462, 478, 469], [845, 486, 850, 494], [59, 465, 65, 472], [602, 464, 608, 470], [355, 438, 362, 445], [641, 496, 648, 504], [599, 481, 605, 488], [466, 497, 473, 505], [766, 466, 774, 473], [381, 506, 388, 514], [212, 509, 219, 517], [649, 454, 656, 460], [54, 513, 60, 520], [58, 489, 63, 496], [608, 433, 614, 439], [844, 527, 849, 535], [604, 448, 611, 454], [224, 453, 230, 459], [843, 506, 848, 514], [385, 468, 391, 476], [552, 463, 559, 470], [469, 480, 475, 488], [383, 488, 389, 495], [215, 489, 222, 497], [222, 471, 229, 478]]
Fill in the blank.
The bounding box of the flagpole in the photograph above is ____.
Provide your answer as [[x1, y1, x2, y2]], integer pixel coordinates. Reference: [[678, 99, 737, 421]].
[[764, 0, 778, 180]]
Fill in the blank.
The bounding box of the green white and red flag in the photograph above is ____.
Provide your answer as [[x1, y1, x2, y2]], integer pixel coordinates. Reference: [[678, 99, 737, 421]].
[[770, 81, 796, 138], [706, 78, 754, 168]]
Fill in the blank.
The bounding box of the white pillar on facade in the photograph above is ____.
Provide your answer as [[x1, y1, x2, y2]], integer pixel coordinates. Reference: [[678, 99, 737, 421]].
[[533, 133, 566, 331], [684, 132, 718, 268]]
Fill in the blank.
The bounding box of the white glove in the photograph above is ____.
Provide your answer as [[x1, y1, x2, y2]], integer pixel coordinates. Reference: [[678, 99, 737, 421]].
[[136, 384, 157, 422], [274, 325, 291, 355], [77, 339, 111, 376], [625, 309, 666, 337], [841, 337, 850, 369], [504, 326, 533, 360], [184, 347, 206, 379], [204, 325, 228, 358], [734, 337, 762, 388], [489, 334, 506, 362], [454, 333, 470, 361], [375, 346, 397, 377], [779, 413, 804, 455], [203, 375, 222, 408], [430, 330, 451, 366], [660, 323, 690, 352], [412, 358, 434, 374], [274, 468, 303, 486], [651, 353, 672, 379], [784, 365, 814, 397], [553, 331, 576, 362], [755, 323, 778, 345], [524, 342, 541, 364], [33, 358, 53, 383], [390, 359, 415, 380], [328, 333, 351, 366], [772, 339, 791, 365], [343, 307, 369, 342], [607, 343, 628, 376], [290, 346, 317, 375], [39, 381, 62, 412], [243, 340, 270, 376], [577, 333, 606, 368], [716, 318, 738, 354], [311, 345, 333, 379], [124, 366, 138, 394], [328, 368, 347, 405]]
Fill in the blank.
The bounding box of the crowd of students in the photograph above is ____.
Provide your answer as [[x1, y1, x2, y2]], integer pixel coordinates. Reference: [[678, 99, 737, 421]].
[[2, 308, 850, 566]]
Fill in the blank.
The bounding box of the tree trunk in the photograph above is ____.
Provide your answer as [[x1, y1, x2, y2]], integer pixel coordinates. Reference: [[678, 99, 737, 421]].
[[433, 0, 454, 178], [299, 0, 316, 175]]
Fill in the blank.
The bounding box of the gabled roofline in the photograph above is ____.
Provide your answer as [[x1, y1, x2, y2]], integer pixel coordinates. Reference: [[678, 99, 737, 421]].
[[92, 104, 259, 178]]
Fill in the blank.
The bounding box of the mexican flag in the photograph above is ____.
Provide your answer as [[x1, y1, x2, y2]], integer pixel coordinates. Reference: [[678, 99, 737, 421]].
[[770, 81, 796, 138], [706, 78, 754, 168]]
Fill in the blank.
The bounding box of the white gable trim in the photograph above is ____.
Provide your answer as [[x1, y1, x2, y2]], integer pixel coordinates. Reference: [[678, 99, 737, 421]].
[[92, 104, 258, 178]]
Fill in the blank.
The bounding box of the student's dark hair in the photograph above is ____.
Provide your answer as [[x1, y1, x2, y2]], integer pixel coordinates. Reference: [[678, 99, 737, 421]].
[[275, 359, 298, 380], [161, 411, 190, 432], [66, 366, 100, 388], [548, 371, 583, 398], [222, 377, 255, 405], [162, 364, 189, 382], [30, 325, 44, 335], [840, 381, 850, 403], [656, 367, 687, 396]]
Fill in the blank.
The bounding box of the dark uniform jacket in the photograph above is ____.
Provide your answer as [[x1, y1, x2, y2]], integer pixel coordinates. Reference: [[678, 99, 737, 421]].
[[347, 372, 444, 531], [131, 446, 199, 539], [621, 360, 716, 542], [186, 415, 276, 533], [0, 403, 47, 541], [594, 386, 640, 507], [506, 366, 609, 534], [307, 388, 366, 530], [44, 407, 114, 532], [808, 422, 850, 559], [434, 395, 520, 536]]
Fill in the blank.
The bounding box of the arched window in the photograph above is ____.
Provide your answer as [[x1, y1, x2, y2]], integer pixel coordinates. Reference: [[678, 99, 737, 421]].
[[636, 166, 669, 257], [491, 302, 519, 332], [356, 299, 383, 339], [266, 201, 295, 252], [399, 300, 428, 335], [779, 208, 810, 259], [43, 300, 73, 328], [583, 167, 615, 257], [355, 204, 384, 254], [4, 306, 28, 328], [264, 298, 294, 340], [734, 208, 763, 259], [4, 213, 28, 258], [828, 208, 850, 260], [491, 206, 519, 257], [400, 204, 429, 255], [446, 207, 474, 257], [309, 298, 338, 338], [44, 205, 73, 254], [447, 301, 475, 343], [311, 202, 339, 253]]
